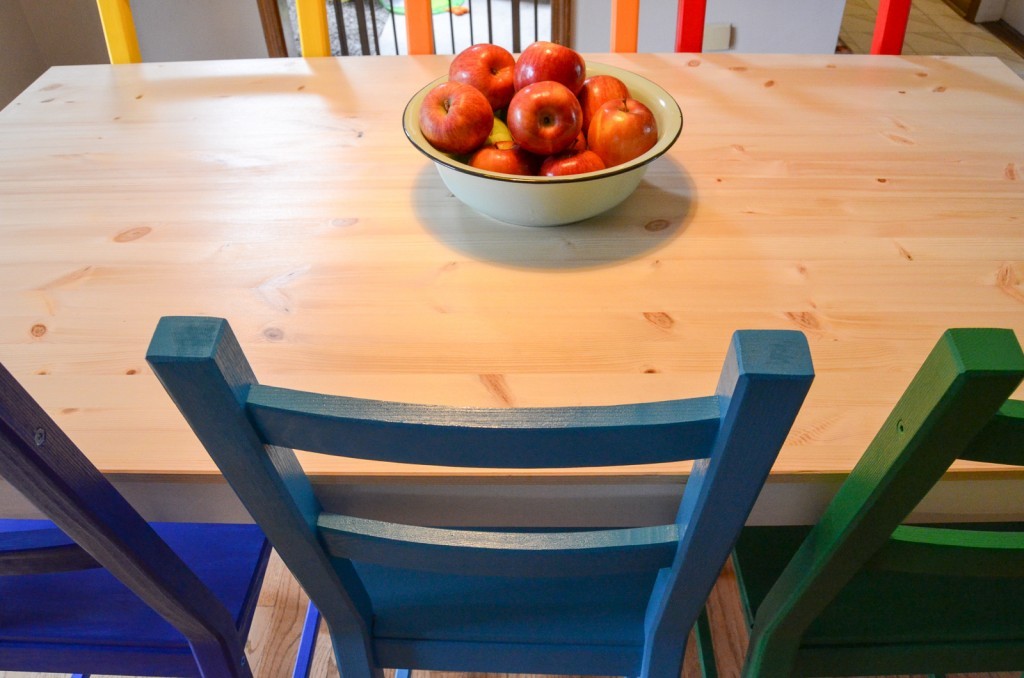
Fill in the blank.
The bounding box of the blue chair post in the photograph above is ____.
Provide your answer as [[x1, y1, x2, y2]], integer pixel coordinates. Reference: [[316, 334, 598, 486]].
[[146, 317, 380, 678], [641, 331, 813, 678], [293, 602, 322, 678]]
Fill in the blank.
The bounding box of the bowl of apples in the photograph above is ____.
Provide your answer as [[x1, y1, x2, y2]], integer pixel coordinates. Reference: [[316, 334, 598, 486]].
[[403, 41, 682, 227]]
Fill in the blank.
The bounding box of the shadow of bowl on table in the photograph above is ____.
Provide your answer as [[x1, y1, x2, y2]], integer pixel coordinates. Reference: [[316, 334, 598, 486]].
[[412, 157, 696, 271]]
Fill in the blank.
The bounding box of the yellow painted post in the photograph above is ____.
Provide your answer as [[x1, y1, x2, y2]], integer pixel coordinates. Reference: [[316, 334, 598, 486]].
[[95, 0, 142, 64], [611, 0, 640, 52], [405, 0, 435, 55], [295, 0, 332, 57]]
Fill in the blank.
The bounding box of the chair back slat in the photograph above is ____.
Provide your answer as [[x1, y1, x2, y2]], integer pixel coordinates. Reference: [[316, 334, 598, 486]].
[[149, 316, 814, 678], [0, 362, 251, 676], [867, 525, 1024, 578], [318, 514, 679, 576], [960, 400, 1024, 465], [0, 526, 99, 575], [247, 383, 722, 467]]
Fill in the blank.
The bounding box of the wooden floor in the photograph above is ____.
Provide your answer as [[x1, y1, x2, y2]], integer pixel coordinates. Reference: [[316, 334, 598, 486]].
[[2, 551, 1021, 678]]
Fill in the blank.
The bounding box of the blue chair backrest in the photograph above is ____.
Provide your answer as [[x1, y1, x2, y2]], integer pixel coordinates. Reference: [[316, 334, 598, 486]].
[[0, 359, 261, 677], [147, 315, 813, 678]]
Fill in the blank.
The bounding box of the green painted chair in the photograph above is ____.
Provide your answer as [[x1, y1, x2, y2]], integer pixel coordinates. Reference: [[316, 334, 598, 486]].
[[702, 327, 1024, 677]]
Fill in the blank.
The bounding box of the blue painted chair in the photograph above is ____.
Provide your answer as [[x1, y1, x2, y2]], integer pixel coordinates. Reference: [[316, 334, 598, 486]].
[[147, 315, 814, 678], [700, 328, 1024, 676], [0, 360, 272, 678]]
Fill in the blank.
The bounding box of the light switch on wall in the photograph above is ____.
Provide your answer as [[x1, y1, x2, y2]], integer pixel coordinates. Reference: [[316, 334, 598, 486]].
[[703, 23, 733, 51]]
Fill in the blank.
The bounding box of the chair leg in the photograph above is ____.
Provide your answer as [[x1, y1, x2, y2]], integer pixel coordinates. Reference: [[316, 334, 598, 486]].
[[693, 607, 718, 678], [292, 601, 322, 678]]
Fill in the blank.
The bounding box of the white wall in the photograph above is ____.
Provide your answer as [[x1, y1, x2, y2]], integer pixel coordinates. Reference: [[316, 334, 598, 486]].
[[1004, 0, 1024, 32], [0, 0, 270, 109], [573, 0, 846, 54], [0, 0, 47, 110], [18, 0, 109, 65], [132, 0, 268, 62], [1, 0, 109, 110]]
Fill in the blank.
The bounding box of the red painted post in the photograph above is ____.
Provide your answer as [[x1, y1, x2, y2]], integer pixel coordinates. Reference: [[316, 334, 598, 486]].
[[870, 0, 912, 54], [675, 0, 707, 53]]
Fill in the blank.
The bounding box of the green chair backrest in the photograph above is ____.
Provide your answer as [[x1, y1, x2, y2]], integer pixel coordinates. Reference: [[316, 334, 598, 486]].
[[741, 328, 1024, 676]]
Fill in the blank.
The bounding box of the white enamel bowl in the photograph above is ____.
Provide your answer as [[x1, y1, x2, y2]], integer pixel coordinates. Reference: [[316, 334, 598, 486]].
[[403, 62, 682, 227]]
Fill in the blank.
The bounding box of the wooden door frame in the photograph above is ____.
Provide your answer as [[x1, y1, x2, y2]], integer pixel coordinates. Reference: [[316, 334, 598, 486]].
[[257, 0, 288, 57], [552, 0, 572, 46]]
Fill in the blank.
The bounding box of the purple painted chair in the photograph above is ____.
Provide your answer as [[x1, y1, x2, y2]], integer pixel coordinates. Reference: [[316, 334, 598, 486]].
[[0, 361, 272, 677], [148, 315, 814, 678]]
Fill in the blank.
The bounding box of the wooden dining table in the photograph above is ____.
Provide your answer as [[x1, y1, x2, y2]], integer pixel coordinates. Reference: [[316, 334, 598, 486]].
[[1, 52, 1022, 527]]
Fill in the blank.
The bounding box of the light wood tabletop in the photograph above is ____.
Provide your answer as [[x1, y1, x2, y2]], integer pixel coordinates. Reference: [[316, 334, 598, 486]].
[[1, 53, 1022, 524]]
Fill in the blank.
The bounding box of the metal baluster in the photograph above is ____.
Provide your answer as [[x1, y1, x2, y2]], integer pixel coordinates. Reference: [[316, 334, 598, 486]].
[[467, 0, 475, 45], [447, 0, 456, 53], [332, 0, 350, 56], [533, 0, 538, 42], [388, 0, 399, 54], [352, 0, 372, 55], [367, 0, 382, 54], [511, 0, 521, 52], [486, 0, 494, 44]]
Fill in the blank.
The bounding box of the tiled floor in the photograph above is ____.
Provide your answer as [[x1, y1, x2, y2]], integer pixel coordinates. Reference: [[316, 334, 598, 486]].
[[840, 0, 1024, 77]]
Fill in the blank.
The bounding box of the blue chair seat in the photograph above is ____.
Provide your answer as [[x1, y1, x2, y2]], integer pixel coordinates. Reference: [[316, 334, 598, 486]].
[[356, 565, 651, 675], [0, 519, 269, 676], [360, 562, 656, 644], [357, 562, 657, 673]]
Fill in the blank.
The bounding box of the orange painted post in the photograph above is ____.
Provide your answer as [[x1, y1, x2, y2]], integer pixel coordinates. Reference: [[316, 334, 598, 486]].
[[674, 0, 706, 53], [611, 0, 640, 53], [870, 0, 911, 54], [405, 0, 435, 55]]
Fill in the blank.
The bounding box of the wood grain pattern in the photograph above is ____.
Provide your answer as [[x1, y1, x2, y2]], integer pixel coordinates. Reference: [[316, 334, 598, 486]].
[[0, 54, 1022, 521]]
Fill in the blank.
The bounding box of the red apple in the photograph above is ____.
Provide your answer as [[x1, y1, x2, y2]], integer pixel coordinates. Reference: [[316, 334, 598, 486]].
[[506, 81, 583, 156], [469, 140, 538, 176], [577, 74, 630, 132], [587, 98, 658, 168], [449, 43, 516, 111], [566, 130, 587, 152], [418, 81, 494, 155], [513, 41, 586, 94], [540, 149, 606, 176]]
